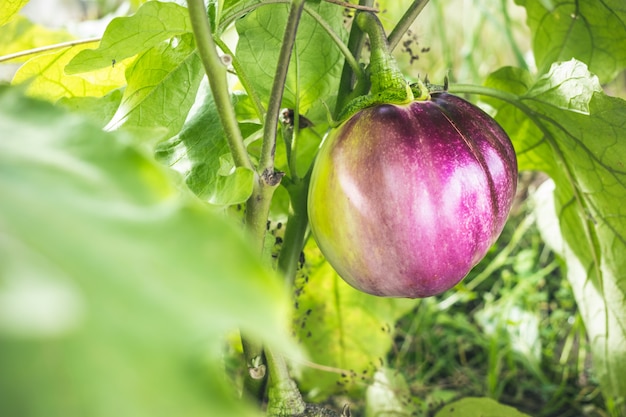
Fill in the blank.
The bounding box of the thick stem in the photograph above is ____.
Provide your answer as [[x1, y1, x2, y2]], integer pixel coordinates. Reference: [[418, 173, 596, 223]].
[[266, 349, 307, 416], [188, 0, 254, 171], [188, 0, 270, 401], [355, 12, 407, 96]]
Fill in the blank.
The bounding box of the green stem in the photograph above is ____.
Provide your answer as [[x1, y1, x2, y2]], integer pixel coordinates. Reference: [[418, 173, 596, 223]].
[[214, 37, 266, 122], [259, 0, 306, 174], [500, 0, 528, 71], [188, 0, 253, 171], [277, 177, 310, 285], [355, 11, 408, 96], [335, 0, 374, 117], [387, 0, 430, 52], [266, 349, 306, 416], [0, 37, 101, 63], [188, 0, 268, 401]]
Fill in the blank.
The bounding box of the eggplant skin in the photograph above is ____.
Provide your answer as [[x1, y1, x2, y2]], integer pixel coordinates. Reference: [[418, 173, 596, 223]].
[[308, 93, 518, 298]]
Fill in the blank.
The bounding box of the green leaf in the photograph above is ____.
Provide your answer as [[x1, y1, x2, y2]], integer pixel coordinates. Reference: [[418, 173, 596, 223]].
[[57, 88, 124, 127], [0, 0, 29, 26], [292, 241, 417, 400], [0, 86, 294, 416], [11, 41, 127, 101], [365, 368, 413, 417], [485, 59, 626, 413], [105, 33, 204, 139], [156, 81, 257, 204], [515, 0, 626, 83], [235, 1, 346, 116], [65, 0, 193, 74], [434, 397, 531, 417]]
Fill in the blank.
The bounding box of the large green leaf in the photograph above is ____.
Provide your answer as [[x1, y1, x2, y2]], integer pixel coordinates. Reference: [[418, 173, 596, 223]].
[[484, 60, 626, 413], [292, 241, 417, 400], [515, 0, 626, 83], [156, 81, 258, 204], [0, 86, 294, 416], [235, 1, 346, 115], [105, 33, 204, 139], [65, 0, 193, 74]]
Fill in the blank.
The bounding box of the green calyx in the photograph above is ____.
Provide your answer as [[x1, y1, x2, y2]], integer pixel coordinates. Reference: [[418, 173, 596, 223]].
[[335, 12, 427, 123]]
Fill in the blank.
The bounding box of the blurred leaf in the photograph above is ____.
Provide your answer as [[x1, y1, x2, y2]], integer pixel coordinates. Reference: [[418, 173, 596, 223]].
[[486, 59, 626, 413], [105, 33, 203, 139], [0, 0, 29, 26], [156, 80, 257, 204], [0, 86, 294, 416], [66, 0, 192, 74], [0, 15, 72, 58], [365, 368, 413, 417], [515, 0, 626, 82], [57, 88, 124, 127], [11, 42, 127, 101], [292, 241, 417, 400], [235, 1, 346, 114], [435, 397, 531, 417]]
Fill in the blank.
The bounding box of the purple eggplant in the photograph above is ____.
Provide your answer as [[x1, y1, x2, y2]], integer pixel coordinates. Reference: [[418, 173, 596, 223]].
[[308, 93, 518, 298]]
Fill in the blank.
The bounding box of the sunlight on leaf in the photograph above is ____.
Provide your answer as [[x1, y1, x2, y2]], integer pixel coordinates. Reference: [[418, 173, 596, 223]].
[[0, 0, 30, 26], [0, 86, 294, 417], [486, 59, 626, 413], [65, 0, 193, 74], [11, 42, 128, 101], [516, 0, 626, 83]]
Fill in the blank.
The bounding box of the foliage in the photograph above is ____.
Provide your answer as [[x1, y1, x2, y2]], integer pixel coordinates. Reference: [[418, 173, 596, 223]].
[[1, 0, 625, 416]]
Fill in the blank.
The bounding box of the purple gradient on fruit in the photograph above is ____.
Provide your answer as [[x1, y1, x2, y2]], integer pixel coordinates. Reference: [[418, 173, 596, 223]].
[[308, 93, 518, 298]]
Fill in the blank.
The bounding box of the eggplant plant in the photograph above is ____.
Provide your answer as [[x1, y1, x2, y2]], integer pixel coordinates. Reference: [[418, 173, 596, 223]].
[[0, 1, 625, 416]]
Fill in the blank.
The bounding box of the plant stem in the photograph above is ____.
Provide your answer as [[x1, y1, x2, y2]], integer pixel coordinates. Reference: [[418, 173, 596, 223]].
[[188, 0, 253, 171], [355, 11, 406, 95], [277, 177, 310, 285], [266, 348, 306, 416], [500, 0, 528, 71], [259, 0, 305, 175], [188, 0, 270, 402], [0, 37, 101, 63], [214, 37, 266, 122], [335, 0, 374, 117], [387, 0, 429, 52]]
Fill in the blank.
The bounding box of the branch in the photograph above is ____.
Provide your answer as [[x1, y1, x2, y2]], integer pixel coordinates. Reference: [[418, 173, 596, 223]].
[[259, 0, 306, 174], [0, 37, 101, 63], [187, 0, 253, 170], [387, 0, 430, 51]]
